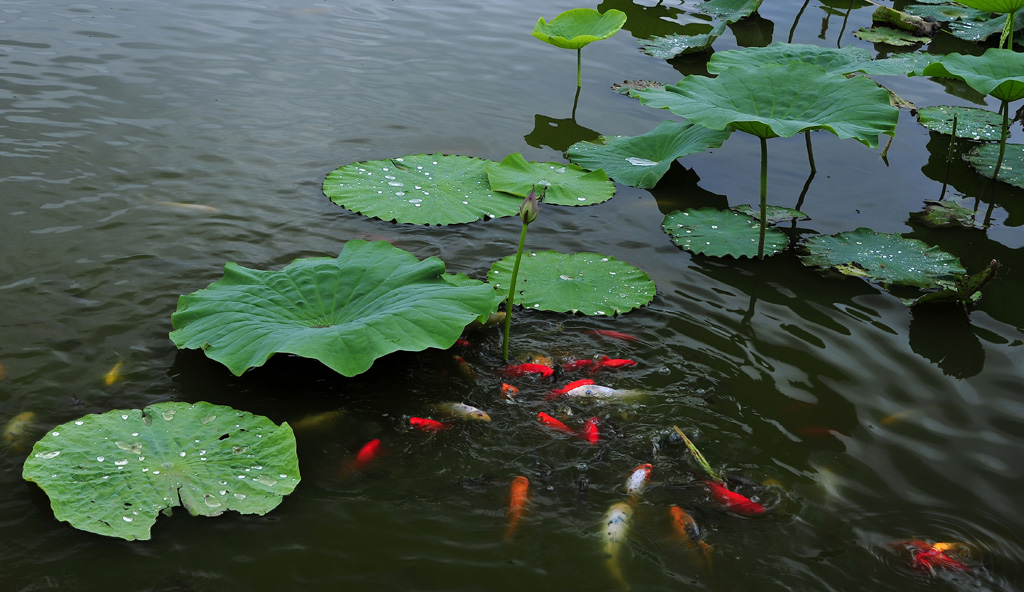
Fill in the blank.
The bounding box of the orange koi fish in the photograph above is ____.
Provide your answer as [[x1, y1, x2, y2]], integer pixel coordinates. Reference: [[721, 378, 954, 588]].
[[705, 480, 765, 515], [582, 417, 600, 445], [352, 439, 381, 470], [670, 506, 714, 568], [588, 329, 639, 342], [537, 412, 575, 435], [500, 383, 519, 400], [592, 356, 638, 372], [104, 360, 125, 386], [561, 359, 594, 372], [505, 476, 530, 540], [503, 363, 554, 378], [409, 417, 449, 432], [545, 378, 596, 400], [626, 463, 653, 498], [895, 540, 971, 572], [452, 355, 477, 380]]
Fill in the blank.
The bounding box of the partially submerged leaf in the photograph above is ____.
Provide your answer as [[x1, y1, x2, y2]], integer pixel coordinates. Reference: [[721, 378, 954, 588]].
[[917, 106, 1006, 140], [611, 80, 664, 96], [532, 8, 627, 50], [22, 401, 299, 541], [566, 120, 732, 189], [966, 143, 1024, 188], [853, 26, 932, 46], [484, 153, 615, 206], [909, 259, 999, 306], [919, 48, 1024, 102], [904, 4, 991, 22], [662, 208, 789, 259], [169, 240, 498, 376], [912, 200, 982, 229], [732, 204, 809, 225], [488, 251, 655, 316], [798, 228, 966, 289], [323, 153, 520, 225], [639, 24, 726, 59], [706, 42, 932, 77]]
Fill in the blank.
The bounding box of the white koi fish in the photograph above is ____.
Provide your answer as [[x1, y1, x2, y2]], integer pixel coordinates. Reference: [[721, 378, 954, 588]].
[[564, 384, 642, 399], [603, 502, 633, 589], [435, 402, 491, 422], [625, 463, 652, 498]]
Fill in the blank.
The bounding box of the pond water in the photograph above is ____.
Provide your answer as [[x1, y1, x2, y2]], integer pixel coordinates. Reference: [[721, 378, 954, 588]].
[[2, 0, 1023, 590]]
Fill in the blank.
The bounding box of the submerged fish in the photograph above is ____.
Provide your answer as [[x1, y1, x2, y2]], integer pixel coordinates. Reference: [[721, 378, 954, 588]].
[[564, 384, 642, 399], [3, 411, 36, 451], [669, 506, 714, 569], [505, 476, 530, 540], [894, 540, 971, 573], [588, 330, 640, 342], [626, 463, 653, 498], [602, 502, 634, 589], [435, 402, 491, 422], [500, 383, 519, 400], [290, 409, 346, 431], [705, 480, 765, 515], [545, 379, 596, 400], [452, 355, 477, 380], [582, 417, 600, 445], [409, 417, 449, 433], [104, 360, 125, 386], [503, 363, 554, 378], [347, 438, 382, 472], [152, 201, 221, 214], [537, 412, 575, 435], [561, 359, 595, 372]]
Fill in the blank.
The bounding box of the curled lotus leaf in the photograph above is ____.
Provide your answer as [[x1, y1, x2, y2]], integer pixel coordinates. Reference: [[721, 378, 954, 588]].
[[484, 153, 615, 206], [532, 8, 627, 50], [22, 401, 299, 541], [919, 49, 1024, 102]]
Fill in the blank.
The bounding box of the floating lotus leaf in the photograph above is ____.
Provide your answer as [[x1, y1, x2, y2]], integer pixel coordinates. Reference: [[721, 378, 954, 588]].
[[639, 24, 726, 59], [917, 106, 1007, 140], [488, 251, 655, 316], [732, 204, 809, 225], [634, 62, 898, 147], [853, 27, 932, 46], [953, 0, 1024, 14], [908, 260, 999, 306], [484, 153, 615, 206], [966, 143, 1024, 188], [919, 49, 1024, 102], [950, 11, 1024, 41], [611, 80, 664, 96], [699, 0, 762, 23], [912, 200, 981, 229], [707, 42, 933, 76], [663, 208, 790, 258], [566, 121, 732, 189], [169, 240, 498, 376], [798, 228, 966, 289], [904, 4, 991, 22], [531, 8, 627, 50], [323, 153, 521, 225], [22, 401, 299, 541]]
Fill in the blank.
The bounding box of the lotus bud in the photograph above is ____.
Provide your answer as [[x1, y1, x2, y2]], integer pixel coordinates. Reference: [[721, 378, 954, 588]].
[[519, 189, 541, 225]]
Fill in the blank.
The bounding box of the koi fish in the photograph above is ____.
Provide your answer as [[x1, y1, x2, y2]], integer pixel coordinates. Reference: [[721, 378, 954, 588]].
[[626, 463, 653, 498], [602, 502, 633, 588], [537, 412, 575, 435], [3, 411, 36, 452], [895, 540, 971, 572], [454, 339, 471, 348], [564, 384, 642, 399], [669, 506, 714, 569], [452, 355, 477, 380], [545, 379, 596, 400], [561, 359, 594, 372], [503, 363, 554, 378], [409, 417, 449, 432], [582, 417, 600, 445], [705, 480, 765, 515], [500, 383, 519, 400], [151, 200, 221, 214], [435, 402, 491, 421], [505, 476, 530, 540], [352, 438, 381, 470], [588, 329, 639, 342], [592, 356, 638, 371], [0, 360, 5, 381], [291, 409, 346, 431], [104, 360, 125, 386]]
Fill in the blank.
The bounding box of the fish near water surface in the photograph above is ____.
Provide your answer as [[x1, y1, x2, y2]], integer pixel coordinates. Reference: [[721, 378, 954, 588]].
[[3, 411, 36, 452], [593, 356, 638, 371], [705, 480, 765, 515], [435, 402, 491, 421], [104, 360, 125, 386], [502, 363, 554, 378], [625, 463, 652, 498], [505, 476, 530, 540], [582, 417, 600, 445], [545, 379, 596, 400], [602, 502, 634, 589], [564, 384, 642, 399], [669, 506, 714, 569], [409, 417, 449, 432], [536, 412, 575, 436]]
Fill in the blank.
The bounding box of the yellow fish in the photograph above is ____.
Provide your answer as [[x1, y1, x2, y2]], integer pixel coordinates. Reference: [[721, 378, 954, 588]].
[[602, 502, 633, 589], [3, 411, 36, 452], [104, 361, 125, 386], [152, 201, 221, 214], [290, 409, 346, 431]]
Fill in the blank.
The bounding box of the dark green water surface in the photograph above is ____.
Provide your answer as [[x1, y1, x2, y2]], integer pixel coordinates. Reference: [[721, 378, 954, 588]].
[[1, 1, 1022, 590]]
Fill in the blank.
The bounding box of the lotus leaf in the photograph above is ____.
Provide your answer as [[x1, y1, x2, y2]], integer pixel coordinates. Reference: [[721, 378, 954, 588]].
[[732, 204, 809, 225], [634, 62, 898, 147], [912, 200, 981, 229], [950, 11, 1024, 41], [918, 106, 1007, 140], [699, 0, 763, 23], [611, 80, 664, 96], [169, 240, 498, 377], [853, 27, 932, 46], [953, 0, 1024, 13], [706, 42, 933, 77], [966, 143, 1024, 187], [919, 49, 1024, 102], [531, 8, 627, 50], [22, 401, 299, 541], [798, 228, 966, 289], [566, 121, 732, 189], [904, 4, 991, 22], [488, 251, 655, 316], [484, 153, 615, 206], [639, 25, 726, 59], [909, 260, 999, 306], [323, 153, 521, 225], [663, 208, 789, 259]]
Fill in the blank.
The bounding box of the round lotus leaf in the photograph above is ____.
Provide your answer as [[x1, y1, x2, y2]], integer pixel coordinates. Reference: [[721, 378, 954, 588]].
[[707, 42, 930, 77], [732, 204, 809, 225], [323, 153, 522, 225], [953, 0, 1024, 14], [798, 228, 966, 289], [22, 401, 299, 541], [488, 251, 655, 316], [566, 121, 732, 189], [531, 8, 627, 50], [170, 240, 498, 376], [663, 208, 789, 259], [966, 143, 1024, 188], [634, 62, 898, 147], [699, 0, 762, 23], [918, 106, 1006, 140], [853, 26, 932, 46], [920, 49, 1024, 102], [484, 153, 615, 206]]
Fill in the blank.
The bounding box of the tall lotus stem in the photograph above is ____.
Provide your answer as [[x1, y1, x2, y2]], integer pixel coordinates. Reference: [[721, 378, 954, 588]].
[[576, 49, 582, 87], [805, 131, 816, 173], [502, 190, 541, 362], [993, 99, 1010, 185], [757, 136, 768, 259]]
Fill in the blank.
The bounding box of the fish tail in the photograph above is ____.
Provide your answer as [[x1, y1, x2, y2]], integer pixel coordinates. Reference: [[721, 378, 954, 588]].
[[698, 541, 714, 570], [606, 553, 631, 590]]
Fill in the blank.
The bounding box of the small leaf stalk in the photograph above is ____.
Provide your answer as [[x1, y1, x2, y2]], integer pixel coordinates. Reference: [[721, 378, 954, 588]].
[[502, 189, 541, 362], [577, 48, 582, 87], [673, 425, 724, 483]]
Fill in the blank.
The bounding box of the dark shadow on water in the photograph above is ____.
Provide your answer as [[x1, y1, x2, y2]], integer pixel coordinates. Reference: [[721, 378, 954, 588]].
[[909, 303, 985, 378], [524, 113, 600, 153]]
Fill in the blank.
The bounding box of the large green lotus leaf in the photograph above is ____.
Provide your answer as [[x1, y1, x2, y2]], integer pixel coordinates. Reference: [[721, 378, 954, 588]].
[[635, 62, 898, 147], [950, 11, 1024, 41], [484, 153, 615, 206], [169, 240, 498, 376], [532, 8, 627, 50], [566, 121, 732, 189], [966, 143, 1024, 187], [488, 251, 655, 316], [323, 153, 522, 225], [663, 208, 789, 258], [853, 26, 932, 46], [798, 228, 966, 289], [954, 0, 1024, 13], [22, 402, 299, 541], [904, 4, 992, 22], [706, 42, 932, 77], [918, 105, 1007, 140], [920, 49, 1024, 102], [699, 0, 762, 23]]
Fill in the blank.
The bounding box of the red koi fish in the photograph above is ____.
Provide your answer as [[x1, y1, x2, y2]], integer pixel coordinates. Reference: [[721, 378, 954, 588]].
[[500, 383, 519, 400], [561, 359, 594, 372], [545, 378, 596, 400], [591, 356, 638, 373], [896, 540, 971, 572], [588, 329, 639, 342], [410, 417, 449, 433], [503, 363, 554, 378], [669, 506, 714, 568], [454, 339, 471, 348], [352, 438, 381, 470], [626, 463, 653, 498], [705, 480, 765, 515], [505, 476, 530, 540], [582, 417, 600, 445], [537, 412, 575, 435]]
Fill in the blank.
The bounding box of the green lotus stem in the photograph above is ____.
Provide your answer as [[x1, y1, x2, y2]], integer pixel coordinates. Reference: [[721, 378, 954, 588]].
[[993, 99, 1010, 185], [502, 223, 529, 362], [805, 131, 816, 174], [576, 48, 582, 87], [758, 136, 768, 259], [673, 425, 724, 483], [940, 112, 958, 200]]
